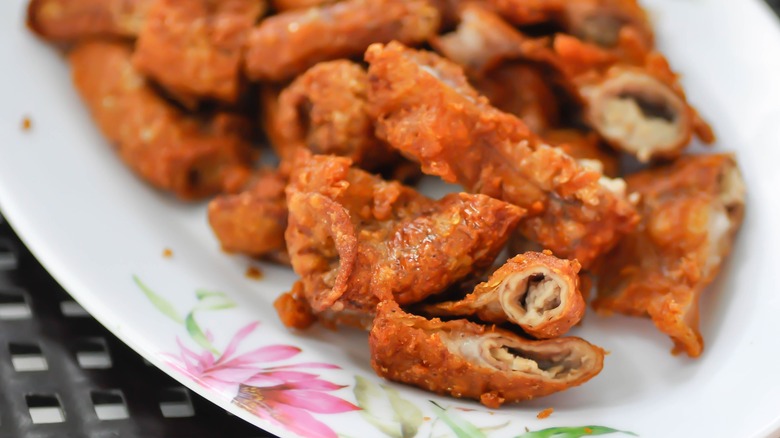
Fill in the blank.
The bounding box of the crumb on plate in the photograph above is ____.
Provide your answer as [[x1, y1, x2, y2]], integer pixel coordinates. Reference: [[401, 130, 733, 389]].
[[21, 116, 32, 131], [162, 248, 173, 258], [245, 265, 263, 280], [537, 407, 554, 419]]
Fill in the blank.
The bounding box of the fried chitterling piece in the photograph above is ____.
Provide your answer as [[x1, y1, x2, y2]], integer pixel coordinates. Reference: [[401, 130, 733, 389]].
[[244, 0, 440, 81], [422, 251, 584, 339], [132, 0, 266, 107], [268, 60, 401, 172], [27, 0, 152, 42], [473, 63, 561, 134], [285, 153, 524, 327], [485, 0, 653, 49], [524, 34, 714, 162], [366, 42, 638, 268], [430, 3, 528, 78], [370, 300, 605, 408], [271, 0, 339, 11], [594, 154, 746, 357], [208, 168, 288, 259], [544, 129, 620, 177], [70, 41, 255, 200]]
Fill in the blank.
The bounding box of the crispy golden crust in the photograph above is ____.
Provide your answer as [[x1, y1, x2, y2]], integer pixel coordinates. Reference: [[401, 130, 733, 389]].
[[486, 0, 653, 48], [473, 63, 560, 134], [132, 0, 265, 106], [524, 34, 714, 162], [270, 0, 339, 11], [422, 251, 585, 339], [269, 60, 401, 172], [366, 42, 638, 268], [544, 129, 620, 177], [244, 0, 441, 81], [208, 169, 288, 258], [27, 0, 152, 42], [285, 153, 524, 324], [430, 3, 528, 78], [594, 154, 746, 357], [69, 41, 255, 199], [370, 300, 605, 408]]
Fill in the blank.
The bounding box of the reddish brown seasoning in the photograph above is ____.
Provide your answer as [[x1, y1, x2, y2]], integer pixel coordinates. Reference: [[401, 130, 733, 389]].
[[162, 248, 173, 258], [537, 407, 554, 419], [21, 116, 32, 131], [245, 266, 264, 280]]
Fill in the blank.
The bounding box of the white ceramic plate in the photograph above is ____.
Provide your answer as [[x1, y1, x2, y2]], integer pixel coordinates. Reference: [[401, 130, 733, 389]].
[[2, 1, 780, 437]]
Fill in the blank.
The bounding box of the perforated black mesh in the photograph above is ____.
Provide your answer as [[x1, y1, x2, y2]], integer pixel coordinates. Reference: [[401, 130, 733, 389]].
[[0, 216, 274, 438]]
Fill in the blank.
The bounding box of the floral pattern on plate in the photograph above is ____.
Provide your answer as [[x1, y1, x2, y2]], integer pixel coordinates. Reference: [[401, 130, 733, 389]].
[[136, 276, 635, 438]]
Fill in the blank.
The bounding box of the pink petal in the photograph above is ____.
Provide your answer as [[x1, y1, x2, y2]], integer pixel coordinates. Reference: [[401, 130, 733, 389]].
[[215, 321, 260, 365], [284, 378, 346, 392], [270, 390, 359, 414], [258, 402, 339, 438], [205, 366, 266, 384], [205, 329, 214, 343], [219, 345, 301, 369], [265, 362, 341, 371], [244, 371, 319, 387]]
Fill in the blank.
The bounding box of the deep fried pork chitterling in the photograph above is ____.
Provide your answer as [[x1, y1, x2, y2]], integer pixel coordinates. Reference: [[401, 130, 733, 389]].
[[27, 0, 153, 42], [370, 300, 605, 408], [70, 41, 255, 200], [132, 0, 266, 107], [485, 0, 653, 49], [270, 0, 339, 11], [268, 60, 401, 172], [594, 154, 746, 357], [208, 169, 288, 259], [422, 251, 584, 339], [285, 153, 524, 327], [244, 0, 441, 81], [522, 34, 714, 162], [544, 129, 619, 177], [473, 63, 561, 134], [365, 42, 637, 268], [430, 3, 529, 78]]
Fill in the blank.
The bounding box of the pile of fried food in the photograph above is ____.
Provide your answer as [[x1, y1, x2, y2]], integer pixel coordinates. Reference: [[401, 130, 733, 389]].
[[29, 0, 746, 408]]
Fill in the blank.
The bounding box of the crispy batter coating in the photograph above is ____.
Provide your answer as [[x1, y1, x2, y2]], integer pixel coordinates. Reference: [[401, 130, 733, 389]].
[[366, 42, 638, 268], [285, 153, 524, 326], [594, 154, 746, 357], [473, 63, 560, 134], [244, 0, 440, 81], [486, 0, 653, 48], [208, 168, 288, 259], [430, 3, 528, 78], [27, 0, 152, 42], [525, 34, 714, 161], [544, 129, 620, 177], [270, 0, 339, 11], [132, 0, 265, 107], [267, 60, 401, 172], [422, 251, 585, 339], [370, 300, 605, 408], [70, 41, 255, 199]]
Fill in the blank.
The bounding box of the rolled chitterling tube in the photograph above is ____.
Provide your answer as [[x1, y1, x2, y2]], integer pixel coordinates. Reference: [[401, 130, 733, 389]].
[[284, 153, 524, 327], [370, 300, 605, 408], [69, 41, 255, 200], [244, 0, 441, 81], [423, 251, 584, 339], [27, 0, 153, 42]]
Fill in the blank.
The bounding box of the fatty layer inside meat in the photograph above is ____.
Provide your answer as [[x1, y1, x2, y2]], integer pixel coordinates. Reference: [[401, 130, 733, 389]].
[[439, 332, 593, 381], [497, 269, 565, 326]]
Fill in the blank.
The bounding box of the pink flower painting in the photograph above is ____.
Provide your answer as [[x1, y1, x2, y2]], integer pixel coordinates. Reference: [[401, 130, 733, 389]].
[[167, 321, 358, 438]]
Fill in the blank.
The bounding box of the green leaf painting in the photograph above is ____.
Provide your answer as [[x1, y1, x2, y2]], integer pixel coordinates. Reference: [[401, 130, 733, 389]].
[[516, 426, 637, 438], [354, 376, 424, 438], [430, 401, 486, 438], [184, 312, 219, 356], [133, 275, 183, 324]]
